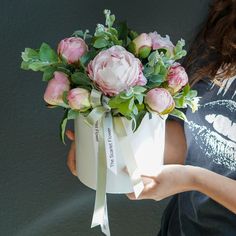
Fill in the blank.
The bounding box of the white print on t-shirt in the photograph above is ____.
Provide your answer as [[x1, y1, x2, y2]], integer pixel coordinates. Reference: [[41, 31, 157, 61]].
[[211, 76, 236, 98], [187, 77, 236, 170]]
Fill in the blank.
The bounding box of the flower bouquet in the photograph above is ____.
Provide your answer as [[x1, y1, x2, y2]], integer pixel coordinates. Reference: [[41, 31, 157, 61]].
[[21, 9, 199, 236]]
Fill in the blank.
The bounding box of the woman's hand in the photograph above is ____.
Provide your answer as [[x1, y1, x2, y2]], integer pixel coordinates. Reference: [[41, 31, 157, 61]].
[[127, 165, 197, 201], [65, 130, 77, 176], [127, 164, 236, 214]]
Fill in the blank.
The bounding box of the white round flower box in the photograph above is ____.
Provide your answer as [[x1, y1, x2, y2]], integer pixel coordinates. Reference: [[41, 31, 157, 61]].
[[74, 113, 166, 194]]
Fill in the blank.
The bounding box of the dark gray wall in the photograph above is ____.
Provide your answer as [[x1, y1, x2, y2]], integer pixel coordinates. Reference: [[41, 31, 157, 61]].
[[1, 0, 210, 235]]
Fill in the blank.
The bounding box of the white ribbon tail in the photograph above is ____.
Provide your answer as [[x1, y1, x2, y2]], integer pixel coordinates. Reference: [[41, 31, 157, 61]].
[[91, 120, 110, 236], [119, 118, 144, 198]]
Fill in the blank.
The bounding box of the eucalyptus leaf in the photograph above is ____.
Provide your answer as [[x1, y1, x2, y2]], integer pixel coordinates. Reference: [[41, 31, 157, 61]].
[[93, 37, 109, 48], [188, 90, 198, 98], [148, 74, 165, 83], [128, 98, 134, 110], [170, 109, 187, 122], [21, 48, 39, 61], [68, 109, 80, 120], [60, 110, 69, 144], [104, 9, 115, 28], [133, 86, 146, 94], [132, 105, 138, 115], [135, 94, 144, 104]]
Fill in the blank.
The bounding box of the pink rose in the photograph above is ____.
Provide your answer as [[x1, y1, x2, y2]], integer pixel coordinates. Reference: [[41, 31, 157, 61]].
[[67, 88, 91, 111], [87, 45, 147, 96], [167, 63, 188, 93], [44, 72, 70, 106], [145, 88, 175, 114], [132, 33, 152, 58], [57, 37, 88, 64], [149, 31, 174, 53]]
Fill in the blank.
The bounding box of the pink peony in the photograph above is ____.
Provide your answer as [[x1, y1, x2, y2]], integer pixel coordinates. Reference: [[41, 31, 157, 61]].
[[149, 31, 174, 53], [87, 45, 147, 96], [132, 33, 152, 58], [167, 63, 188, 93], [67, 88, 91, 111], [44, 72, 70, 106], [145, 88, 175, 114], [57, 37, 88, 64]]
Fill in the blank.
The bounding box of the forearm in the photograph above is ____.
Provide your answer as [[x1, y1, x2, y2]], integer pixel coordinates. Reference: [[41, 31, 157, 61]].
[[164, 120, 187, 165], [187, 165, 236, 214]]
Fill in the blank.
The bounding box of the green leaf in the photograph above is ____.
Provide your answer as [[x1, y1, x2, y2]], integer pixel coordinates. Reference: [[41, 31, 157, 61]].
[[72, 29, 92, 39], [42, 67, 56, 81], [104, 9, 115, 28], [135, 94, 144, 104], [128, 30, 138, 40], [173, 39, 187, 60], [143, 66, 154, 77], [182, 84, 190, 96], [117, 21, 129, 45], [128, 98, 134, 110], [62, 91, 69, 105], [133, 86, 146, 94], [153, 64, 161, 75], [21, 43, 59, 72], [80, 50, 97, 66], [119, 103, 131, 116], [68, 109, 80, 120], [21, 48, 39, 61], [174, 96, 185, 108], [39, 43, 58, 63], [148, 74, 165, 83], [93, 37, 109, 48], [188, 90, 198, 98], [170, 109, 187, 122], [60, 110, 69, 144], [71, 72, 92, 89], [28, 62, 47, 71], [133, 110, 146, 132], [21, 61, 30, 70], [132, 105, 138, 115], [108, 96, 124, 107]]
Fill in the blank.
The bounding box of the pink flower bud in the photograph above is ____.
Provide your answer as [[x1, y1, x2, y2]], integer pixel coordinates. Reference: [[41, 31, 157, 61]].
[[57, 37, 88, 64], [132, 33, 152, 58], [44, 72, 70, 106], [67, 88, 91, 111], [149, 31, 174, 54], [167, 63, 188, 93], [145, 88, 175, 114]]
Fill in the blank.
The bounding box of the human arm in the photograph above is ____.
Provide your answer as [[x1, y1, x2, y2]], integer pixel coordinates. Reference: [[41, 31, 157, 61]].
[[65, 130, 77, 176], [127, 164, 236, 214], [164, 120, 187, 165]]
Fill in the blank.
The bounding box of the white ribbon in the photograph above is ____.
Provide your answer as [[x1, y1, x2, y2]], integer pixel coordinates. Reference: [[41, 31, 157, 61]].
[[91, 119, 110, 236], [103, 112, 118, 175]]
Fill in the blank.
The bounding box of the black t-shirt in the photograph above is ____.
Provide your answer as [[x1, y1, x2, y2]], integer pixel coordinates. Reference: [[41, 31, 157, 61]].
[[159, 77, 236, 236]]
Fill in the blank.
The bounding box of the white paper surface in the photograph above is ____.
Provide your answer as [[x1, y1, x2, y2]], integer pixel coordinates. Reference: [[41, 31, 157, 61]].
[[75, 113, 166, 194]]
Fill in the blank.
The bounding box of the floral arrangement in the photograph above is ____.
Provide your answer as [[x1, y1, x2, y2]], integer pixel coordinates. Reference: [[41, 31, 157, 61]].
[[21, 9, 198, 142]]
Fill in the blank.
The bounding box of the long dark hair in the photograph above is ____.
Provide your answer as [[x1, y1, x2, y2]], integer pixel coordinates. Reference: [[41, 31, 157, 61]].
[[183, 0, 236, 85]]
